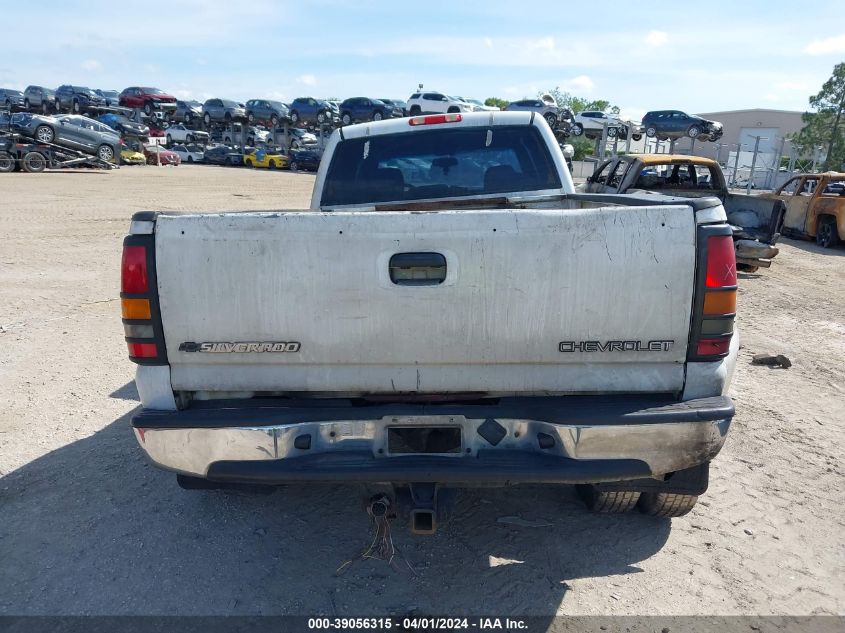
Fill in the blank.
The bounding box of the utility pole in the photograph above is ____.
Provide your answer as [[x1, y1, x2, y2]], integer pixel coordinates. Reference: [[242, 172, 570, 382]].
[[747, 135, 767, 194], [732, 143, 744, 187], [787, 144, 801, 174], [770, 137, 786, 189]]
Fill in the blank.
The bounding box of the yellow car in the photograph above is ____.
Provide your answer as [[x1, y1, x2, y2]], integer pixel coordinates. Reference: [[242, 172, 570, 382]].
[[120, 148, 146, 165], [243, 148, 289, 170]]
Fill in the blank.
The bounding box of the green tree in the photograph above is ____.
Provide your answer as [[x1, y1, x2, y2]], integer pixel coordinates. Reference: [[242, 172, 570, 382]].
[[484, 97, 509, 109], [539, 88, 621, 115], [792, 63, 845, 171]]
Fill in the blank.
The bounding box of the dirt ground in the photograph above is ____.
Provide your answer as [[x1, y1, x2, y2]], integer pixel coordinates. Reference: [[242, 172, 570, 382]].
[[0, 166, 843, 619]]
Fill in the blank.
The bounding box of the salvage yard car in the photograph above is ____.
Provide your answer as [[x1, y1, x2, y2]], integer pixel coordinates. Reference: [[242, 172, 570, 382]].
[[202, 144, 244, 166], [55, 85, 106, 114], [14, 113, 121, 162], [171, 144, 204, 163], [571, 110, 629, 139], [97, 113, 150, 139], [288, 97, 334, 125], [583, 154, 785, 271], [119, 87, 178, 115], [339, 97, 402, 125], [1, 88, 26, 111], [641, 110, 723, 142], [245, 99, 290, 127], [123, 112, 739, 533], [165, 124, 209, 145], [120, 147, 146, 165], [406, 92, 473, 116], [287, 147, 321, 171], [243, 146, 288, 169], [505, 98, 568, 131], [142, 143, 180, 166], [772, 171, 845, 248], [23, 86, 57, 113], [202, 98, 247, 125]]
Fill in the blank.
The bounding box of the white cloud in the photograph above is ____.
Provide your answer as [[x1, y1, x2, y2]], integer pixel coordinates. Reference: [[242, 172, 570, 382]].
[[484, 37, 493, 49], [562, 75, 594, 93], [803, 34, 845, 55], [644, 30, 668, 47], [80, 59, 101, 71], [296, 74, 317, 86]]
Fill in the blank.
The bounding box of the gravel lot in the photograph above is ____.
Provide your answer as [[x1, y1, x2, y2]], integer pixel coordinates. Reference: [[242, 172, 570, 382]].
[[0, 166, 843, 618]]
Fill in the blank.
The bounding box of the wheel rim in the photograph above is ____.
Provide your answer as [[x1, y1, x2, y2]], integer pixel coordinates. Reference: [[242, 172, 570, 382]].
[[73, 102, 79, 113], [646, 127, 656, 137], [342, 114, 351, 125], [36, 127, 53, 143], [574, 124, 583, 136], [317, 112, 325, 123], [545, 114, 556, 127], [291, 162, 298, 171], [0, 154, 13, 171], [374, 112, 382, 121], [99, 146, 114, 162], [608, 128, 617, 138], [291, 113, 298, 123], [689, 127, 700, 138]]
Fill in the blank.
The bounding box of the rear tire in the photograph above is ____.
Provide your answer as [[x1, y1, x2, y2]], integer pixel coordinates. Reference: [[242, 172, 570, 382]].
[[816, 216, 840, 248], [290, 160, 299, 172], [572, 123, 584, 136], [341, 112, 352, 126], [638, 492, 698, 517], [577, 485, 641, 513], [22, 151, 47, 173], [607, 127, 618, 138], [97, 144, 115, 163], [35, 125, 55, 144], [0, 151, 15, 172], [544, 113, 557, 129]]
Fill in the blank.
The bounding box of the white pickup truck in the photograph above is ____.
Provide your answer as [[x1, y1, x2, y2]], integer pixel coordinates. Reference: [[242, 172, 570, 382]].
[[122, 112, 738, 533]]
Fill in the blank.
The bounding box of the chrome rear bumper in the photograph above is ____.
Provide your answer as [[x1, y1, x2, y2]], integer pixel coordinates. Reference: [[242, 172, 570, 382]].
[[132, 396, 732, 484]]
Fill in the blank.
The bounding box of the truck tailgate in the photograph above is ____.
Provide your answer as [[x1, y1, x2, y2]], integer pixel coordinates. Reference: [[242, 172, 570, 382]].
[[155, 207, 696, 395]]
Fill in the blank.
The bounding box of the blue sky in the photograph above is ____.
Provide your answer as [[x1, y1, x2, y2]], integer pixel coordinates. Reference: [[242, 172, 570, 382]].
[[3, 0, 844, 121]]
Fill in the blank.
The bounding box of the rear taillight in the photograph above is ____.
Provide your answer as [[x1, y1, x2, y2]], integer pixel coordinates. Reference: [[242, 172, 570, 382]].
[[409, 113, 462, 126], [689, 231, 736, 362], [121, 236, 167, 364]]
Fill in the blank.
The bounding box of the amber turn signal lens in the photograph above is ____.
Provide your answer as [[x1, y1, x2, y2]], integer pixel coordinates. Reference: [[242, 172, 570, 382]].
[[703, 290, 736, 316], [121, 298, 151, 320]]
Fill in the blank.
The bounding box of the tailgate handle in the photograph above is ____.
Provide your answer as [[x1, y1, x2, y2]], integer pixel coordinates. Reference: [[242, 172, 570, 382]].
[[389, 252, 447, 286]]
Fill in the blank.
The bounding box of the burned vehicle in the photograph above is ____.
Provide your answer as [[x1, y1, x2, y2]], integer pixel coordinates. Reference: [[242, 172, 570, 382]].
[[583, 154, 784, 271]]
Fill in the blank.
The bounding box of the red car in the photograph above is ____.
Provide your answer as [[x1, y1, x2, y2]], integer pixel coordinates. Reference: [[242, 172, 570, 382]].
[[143, 144, 181, 166], [119, 87, 177, 116]]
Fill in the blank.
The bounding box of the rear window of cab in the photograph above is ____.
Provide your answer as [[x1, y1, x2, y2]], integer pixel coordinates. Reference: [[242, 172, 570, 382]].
[[321, 125, 562, 206]]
